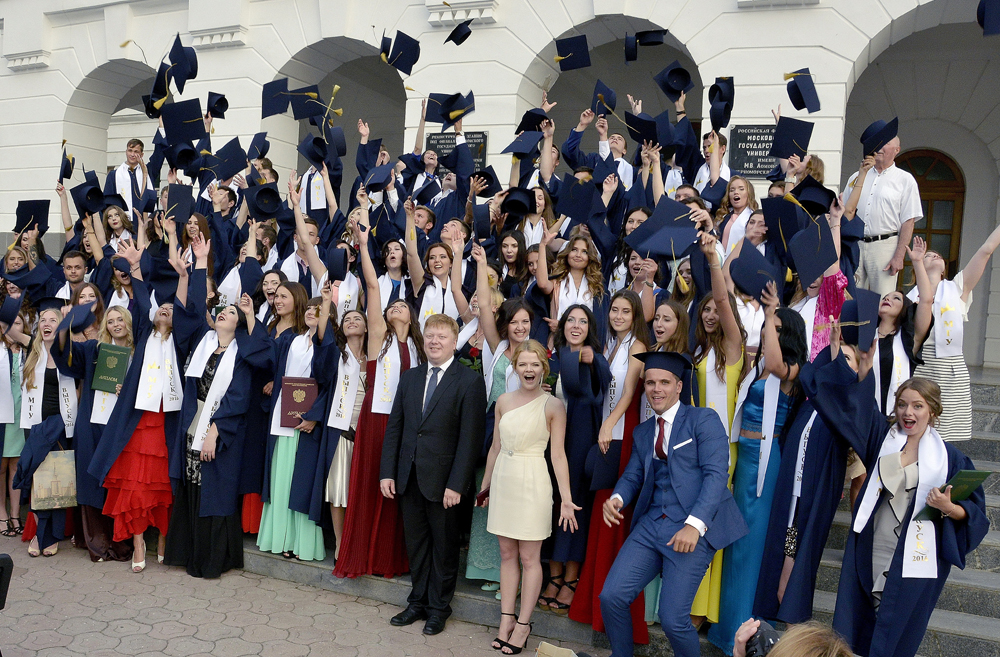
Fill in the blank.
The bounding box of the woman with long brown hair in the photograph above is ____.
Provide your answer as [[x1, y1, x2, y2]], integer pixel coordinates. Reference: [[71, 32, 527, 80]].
[[533, 228, 609, 347], [715, 175, 759, 256]]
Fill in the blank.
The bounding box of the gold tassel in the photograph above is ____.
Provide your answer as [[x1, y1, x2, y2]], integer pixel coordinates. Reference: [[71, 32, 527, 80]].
[[813, 319, 870, 332], [676, 272, 690, 294], [331, 84, 341, 100], [405, 86, 416, 91], [332, 108, 343, 116], [120, 40, 132, 48], [381, 53, 389, 63], [783, 71, 813, 81], [448, 108, 466, 120], [554, 54, 569, 63], [785, 267, 793, 283]]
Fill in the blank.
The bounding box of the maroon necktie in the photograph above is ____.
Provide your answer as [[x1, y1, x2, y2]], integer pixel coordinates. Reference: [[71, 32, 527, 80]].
[[655, 417, 668, 460]]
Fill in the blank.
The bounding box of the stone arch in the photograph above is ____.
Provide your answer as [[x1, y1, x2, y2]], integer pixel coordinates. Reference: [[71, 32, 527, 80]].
[[63, 59, 157, 178]]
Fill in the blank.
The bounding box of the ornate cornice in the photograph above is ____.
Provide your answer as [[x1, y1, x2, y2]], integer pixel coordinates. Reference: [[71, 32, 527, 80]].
[[189, 26, 248, 50], [425, 0, 498, 26], [5, 49, 50, 71]]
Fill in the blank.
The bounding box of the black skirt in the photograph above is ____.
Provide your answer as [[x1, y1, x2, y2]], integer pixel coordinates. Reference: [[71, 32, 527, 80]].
[[163, 471, 243, 578]]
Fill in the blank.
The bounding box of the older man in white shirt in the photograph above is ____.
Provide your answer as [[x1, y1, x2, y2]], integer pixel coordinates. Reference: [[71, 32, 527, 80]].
[[842, 133, 922, 296]]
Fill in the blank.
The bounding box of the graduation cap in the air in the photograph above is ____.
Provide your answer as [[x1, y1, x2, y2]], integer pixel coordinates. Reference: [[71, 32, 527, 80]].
[[325, 246, 351, 283], [761, 197, 804, 261], [262, 78, 290, 119], [58, 148, 75, 183], [636, 30, 667, 46], [244, 182, 282, 221], [501, 187, 533, 216], [785, 68, 820, 113], [708, 77, 735, 131], [625, 197, 698, 259], [36, 297, 66, 314], [164, 183, 195, 223], [58, 301, 97, 335], [624, 112, 659, 148], [515, 108, 548, 134], [0, 264, 37, 290], [168, 33, 198, 94], [787, 217, 838, 287], [165, 142, 197, 171], [414, 180, 441, 206], [591, 153, 619, 187], [297, 135, 328, 168], [839, 288, 880, 348], [730, 242, 783, 303], [112, 257, 132, 276], [768, 116, 814, 160], [654, 61, 694, 102], [384, 31, 421, 75], [0, 295, 22, 333], [979, 0, 1000, 36], [248, 132, 270, 160], [70, 181, 105, 220], [161, 99, 207, 144], [206, 92, 228, 119], [428, 91, 475, 132], [14, 200, 50, 236], [210, 137, 248, 181], [787, 175, 836, 217], [288, 85, 325, 120], [323, 124, 348, 158], [860, 117, 898, 156], [103, 194, 127, 212], [555, 173, 597, 223], [445, 19, 473, 45], [554, 35, 591, 71], [501, 131, 543, 157], [654, 110, 677, 158], [632, 350, 691, 379], [624, 34, 638, 63], [471, 166, 502, 198], [144, 61, 172, 119], [362, 164, 394, 193], [591, 80, 616, 116], [139, 189, 158, 215]]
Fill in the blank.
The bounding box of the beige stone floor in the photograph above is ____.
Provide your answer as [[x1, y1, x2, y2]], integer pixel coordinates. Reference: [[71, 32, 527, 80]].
[[0, 537, 608, 657]]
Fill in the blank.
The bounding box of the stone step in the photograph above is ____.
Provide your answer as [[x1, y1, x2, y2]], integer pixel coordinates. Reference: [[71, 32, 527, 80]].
[[817, 548, 1000, 619], [972, 382, 1000, 407], [976, 461, 1000, 495], [812, 590, 1000, 657], [974, 405, 1000, 434], [957, 432, 1000, 463]]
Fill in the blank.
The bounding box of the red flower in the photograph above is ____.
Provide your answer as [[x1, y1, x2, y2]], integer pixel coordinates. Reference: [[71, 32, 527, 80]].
[[546, 349, 553, 359], [469, 347, 480, 357]]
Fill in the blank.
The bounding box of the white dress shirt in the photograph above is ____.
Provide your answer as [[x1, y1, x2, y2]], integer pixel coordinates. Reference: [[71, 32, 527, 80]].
[[597, 141, 635, 190], [423, 356, 454, 408], [842, 163, 922, 237], [415, 134, 466, 194]]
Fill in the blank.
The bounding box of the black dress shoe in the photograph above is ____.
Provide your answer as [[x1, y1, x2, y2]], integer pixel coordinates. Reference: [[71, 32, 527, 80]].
[[390, 607, 427, 627], [423, 616, 446, 635]]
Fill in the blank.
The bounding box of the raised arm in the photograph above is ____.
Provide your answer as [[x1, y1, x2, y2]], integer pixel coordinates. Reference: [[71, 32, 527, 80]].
[[449, 232, 470, 321], [82, 214, 104, 265], [907, 236, 934, 353], [539, 119, 556, 184], [842, 155, 875, 220], [403, 196, 427, 292], [959, 220, 1000, 302], [356, 190, 387, 349], [702, 231, 743, 363], [56, 183, 73, 232], [708, 132, 722, 186], [320, 162, 339, 216], [534, 225, 556, 296], [761, 282, 799, 381], [288, 171, 328, 285], [471, 242, 501, 351], [648, 143, 665, 207], [412, 98, 427, 155]]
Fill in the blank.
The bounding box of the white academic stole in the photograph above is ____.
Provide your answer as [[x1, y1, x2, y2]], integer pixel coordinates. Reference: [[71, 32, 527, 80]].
[[135, 332, 183, 413], [21, 345, 78, 436], [269, 333, 314, 438], [932, 279, 964, 358], [703, 347, 731, 435], [185, 332, 238, 451], [371, 336, 418, 415], [327, 349, 362, 430], [602, 333, 635, 441], [873, 332, 909, 414]]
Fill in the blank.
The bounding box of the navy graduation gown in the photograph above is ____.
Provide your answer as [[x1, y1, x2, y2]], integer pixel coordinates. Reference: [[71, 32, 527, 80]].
[[811, 352, 989, 657]]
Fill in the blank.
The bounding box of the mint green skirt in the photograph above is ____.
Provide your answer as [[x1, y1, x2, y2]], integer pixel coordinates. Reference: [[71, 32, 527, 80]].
[[256, 431, 326, 561]]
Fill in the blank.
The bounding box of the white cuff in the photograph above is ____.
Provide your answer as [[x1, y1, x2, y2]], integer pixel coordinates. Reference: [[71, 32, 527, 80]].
[[610, 493, 624, 506], [598, 141, 611, 159], [685, 515, 707, 537], [455, 134, 466, 146]]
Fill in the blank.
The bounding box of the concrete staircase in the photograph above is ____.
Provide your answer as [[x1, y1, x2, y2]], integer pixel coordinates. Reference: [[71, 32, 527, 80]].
[[241, 369, 1000, 657]]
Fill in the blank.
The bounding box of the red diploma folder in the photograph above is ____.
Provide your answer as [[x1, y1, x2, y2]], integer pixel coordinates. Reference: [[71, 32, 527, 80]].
[[280, 377, 318, 428]]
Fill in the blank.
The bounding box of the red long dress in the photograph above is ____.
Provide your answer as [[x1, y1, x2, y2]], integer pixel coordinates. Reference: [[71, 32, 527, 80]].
[[333, 352, 410, 579], [569, 392, 649, 645]]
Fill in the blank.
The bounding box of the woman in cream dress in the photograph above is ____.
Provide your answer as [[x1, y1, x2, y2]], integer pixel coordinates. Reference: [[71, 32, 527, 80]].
[[480, 340, 579, 655]]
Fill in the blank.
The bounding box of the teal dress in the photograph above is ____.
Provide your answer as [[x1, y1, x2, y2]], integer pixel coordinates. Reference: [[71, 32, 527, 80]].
[[3, 351, 24, 458], [465, 354, 510, 584]]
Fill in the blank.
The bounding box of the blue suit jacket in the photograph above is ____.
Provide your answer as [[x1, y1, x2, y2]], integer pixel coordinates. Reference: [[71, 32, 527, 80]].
[[612, 403, 747, 551]]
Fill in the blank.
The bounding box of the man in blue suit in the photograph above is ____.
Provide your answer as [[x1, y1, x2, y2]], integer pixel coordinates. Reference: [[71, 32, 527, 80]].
[[600, 352, 747, 657]]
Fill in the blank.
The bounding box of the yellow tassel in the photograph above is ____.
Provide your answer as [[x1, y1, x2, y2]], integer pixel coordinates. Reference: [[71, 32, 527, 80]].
[[783, 71, 813, 81], [331, 84, 341, 100], [554, 54, 569, 62], [333, 108, 343, 116], [120, 40, 132, 48], [676, 274, 690, 294], [200, 149, 212, 155], [442, 1, 451, 5], [381, 53, 389, 63], [305, 92, 318, 99], [785, 267, 793, 283], [153, 96, 168, 110], [61, 139, 67, 148], [448, 108, 466, 120], [211, 126, 215, 134], [405, 86, 415, 91], [511, 155, 520, 165]]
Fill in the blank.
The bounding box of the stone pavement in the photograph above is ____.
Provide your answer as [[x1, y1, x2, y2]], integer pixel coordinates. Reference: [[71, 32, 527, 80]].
[[0, 538, 609, 657]]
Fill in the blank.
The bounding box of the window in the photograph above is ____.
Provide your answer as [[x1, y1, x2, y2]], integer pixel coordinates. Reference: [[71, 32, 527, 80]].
[[895, 149, 965, 285]]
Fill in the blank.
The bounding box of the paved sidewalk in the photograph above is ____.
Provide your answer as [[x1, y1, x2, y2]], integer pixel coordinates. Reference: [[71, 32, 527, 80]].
[[0, 538, 608, 657]]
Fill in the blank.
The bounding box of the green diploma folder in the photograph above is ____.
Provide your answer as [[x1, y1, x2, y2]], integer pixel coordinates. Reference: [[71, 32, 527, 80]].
[[91, 343, 131, 393], [913, 469, 991, 521]]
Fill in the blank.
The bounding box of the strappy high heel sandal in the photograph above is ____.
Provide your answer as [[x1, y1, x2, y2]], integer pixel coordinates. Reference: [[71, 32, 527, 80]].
[[537, 575, 563, 610], [0, 519, 15, 537], [491, 612, 516, 650], [547, 578, 577, 615], [10, 518, 23, 536], [501, 620, 533, 655]]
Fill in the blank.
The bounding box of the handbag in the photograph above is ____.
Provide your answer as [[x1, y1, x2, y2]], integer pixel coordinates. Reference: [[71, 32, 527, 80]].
[[31, 448, 77, 510]]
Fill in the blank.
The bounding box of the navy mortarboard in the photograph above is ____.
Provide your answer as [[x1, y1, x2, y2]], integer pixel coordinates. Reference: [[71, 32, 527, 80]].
[[787, 218, 838, 287], [70, 181, 105, 220], [632, 351, 691, 380], [262, 78, 290, 119], [730, 243, 783, 303], [636, 30, 667, 46], [15, 200, 51, 235], [363, 164, 394, 193], [624, 112, 659, 147], [210, 137, 248, 181], [0, 295, 22, 332], [839, 288, 880, 347], [59, 148, 75, 183], [501, 131, 544, 157], [168, 33, 198, 94], [515, 108, 548, 134], [297, 135, 328, 167], [245, 183, 282, 221], [654, 61, 694, 102], [787, 175, 836, 217], [785, 68, 820, 113], [592, 80, 616, 116], [248, 132, 270, 160], [288, 85, 325, 120], [104, 194, 127, 212], [761, 197, 804, 261], [445, 19, 474, 45], [206, 92, 228, 119], [471, 166, 502, 197], [554, 35, 591, 71], [501, 187, 533, 216], [979, 0, 1000, 36], [768, 116, 814, 160], [384, 31, 421, 75], [860, 117, 898, 156], [624, 34, 638, 63], [555, 173, 597, 224], [161, 99, 207, 144], [165, 184, 195, 223]]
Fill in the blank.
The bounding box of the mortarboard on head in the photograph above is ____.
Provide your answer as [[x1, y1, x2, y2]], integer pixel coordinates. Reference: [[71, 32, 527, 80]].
[[206, 92, 228, 119], [654, 61, 694, 102], [165, 142, 197, 170], [59, 148, 74, 183], [632, 351, 691, 380], [471, 203, 491, 239], [860, 117, 898, 156], [471, 166, 502, 198], [839, 288, 880, 348], [385, 31, 421, 75], [787, 218, 837, 288], [787, 175, 836, 217], [555, 173, 597, 223], [624, 111, 658, 148], [979, 0, 1000, 36], [288, 85, 325, 120], [591, 153, 618, 187], [445, 19, 473, 45], [592, 80, 616, 116], [554, 35, 591, 71], [168, 33, 198, 95], [161, 99, 207, 144], [0, 295, 22, 333], [165, 183, 195, 223], [144, 61, 172, 119], [297, 135, 328, 167], [14, 200, 51, 236], [785, 68, 820, 113], [624, 34, 638, 63], [245, 183, 282, 221], [515, 108, 548, 134], [103, 194, 127, 212], [112, 257, 132, 275], [761, 197, 804, 261], [58, 301, 97, 334], [501, 187, 533, 216], [636, 29, 667, 46], [248, 132, 270, 160], [323, 124, 348, 158], [501, 131, 543, 157], [70, 181, 105, 220], [262, 78, 290, 119], [36, 297, 66, 314], [210, 137, 248, 181], [730, 243, 783, 303], [139, 189, 158, 215], [415, 180, 441, 205], [362, 164, 394, 193], [768, 116, 814, 160]]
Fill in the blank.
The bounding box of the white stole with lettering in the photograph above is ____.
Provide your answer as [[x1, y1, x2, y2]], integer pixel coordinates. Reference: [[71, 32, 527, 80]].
[[21, 344, 77, 436], [327, 348, 362, 430], [185, 331, 238, 451], [135, 331, 183, 413], [371, 336, 418, 415]]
